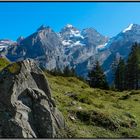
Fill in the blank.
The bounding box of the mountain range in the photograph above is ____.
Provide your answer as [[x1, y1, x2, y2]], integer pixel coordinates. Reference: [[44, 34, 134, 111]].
[[0, 23, 140, 83]]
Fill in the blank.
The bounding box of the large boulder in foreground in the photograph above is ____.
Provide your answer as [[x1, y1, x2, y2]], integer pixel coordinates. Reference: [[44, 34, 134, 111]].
[[0, 59, 65, 138]]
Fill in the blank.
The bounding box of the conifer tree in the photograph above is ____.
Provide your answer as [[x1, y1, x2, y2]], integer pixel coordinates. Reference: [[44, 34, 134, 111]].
[[111, 56, 120, 88], [70, 67, 76, 76], [63, 66, 70, 77], [125, 42, 140, 89], [88, 61, 109, 89], [63, 66, 76, 77], [114, 58, 126, 91]]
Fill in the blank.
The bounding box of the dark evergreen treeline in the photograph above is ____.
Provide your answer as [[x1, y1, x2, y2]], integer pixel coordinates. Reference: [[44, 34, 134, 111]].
[[87, 42, 140, 91], [47, 66, 76, 77], [46, 65, 86, 82], [114, 42, 140, 91]]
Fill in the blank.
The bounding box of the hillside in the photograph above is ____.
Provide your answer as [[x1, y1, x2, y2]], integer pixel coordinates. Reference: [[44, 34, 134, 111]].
[[0, 58, 140, 138], [45, 72, 140, 138]]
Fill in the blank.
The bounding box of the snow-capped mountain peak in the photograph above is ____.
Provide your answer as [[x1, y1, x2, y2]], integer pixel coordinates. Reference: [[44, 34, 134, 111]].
[[60, 24, 84, 47], [122, 23, 140, 33], [123, 23, 133, 33], [66, 24, 73, 28], [61, 24, 81, 35]]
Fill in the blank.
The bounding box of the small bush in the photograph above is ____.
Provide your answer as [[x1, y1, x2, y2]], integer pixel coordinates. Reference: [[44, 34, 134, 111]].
[[120, 120, 137, 128], [134, 98, 139, 101], [79, 97, 92, 105], [76, 110, 119, 131], [119, 94, 130, 100], [130, 90, 140, 95], [124, 112, 135, 119], [76, 110, 91, 124], [121, 131, 138, 138]]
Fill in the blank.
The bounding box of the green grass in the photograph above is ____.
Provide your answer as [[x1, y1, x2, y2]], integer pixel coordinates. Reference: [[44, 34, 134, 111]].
[[0, 58, 10, 71], [45, 71, 140, 138], [0, 58, 21, 75], [6, 62, 21, 74]]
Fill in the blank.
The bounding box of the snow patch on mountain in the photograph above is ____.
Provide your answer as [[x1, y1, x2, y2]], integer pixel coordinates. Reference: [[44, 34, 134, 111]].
[[97, 42, 108, 50], [123, 24, 133, 33], [70, 30, 84, 38], [0, 46, 6, 51], [0, 40, 15, 51], [74, 41, 85, 46], [62, 40, 85, 48], [60, 24, 84, 40]]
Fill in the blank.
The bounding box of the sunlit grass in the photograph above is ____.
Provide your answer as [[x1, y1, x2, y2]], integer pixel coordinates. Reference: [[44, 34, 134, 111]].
[[46, 72, 140, 138]]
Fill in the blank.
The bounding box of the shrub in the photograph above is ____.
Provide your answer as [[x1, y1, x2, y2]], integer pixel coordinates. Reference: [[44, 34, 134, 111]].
[[76, 110, 119, 131], [130, 90, 140, 95], [119, 94, 130, 100]]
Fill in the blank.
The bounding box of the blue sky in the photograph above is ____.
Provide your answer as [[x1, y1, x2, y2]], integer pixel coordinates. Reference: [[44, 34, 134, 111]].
[[0, 2, 140, 40]]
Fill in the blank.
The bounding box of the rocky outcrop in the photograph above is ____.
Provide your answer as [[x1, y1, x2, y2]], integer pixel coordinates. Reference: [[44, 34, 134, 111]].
[[0, 59, 65, 138]]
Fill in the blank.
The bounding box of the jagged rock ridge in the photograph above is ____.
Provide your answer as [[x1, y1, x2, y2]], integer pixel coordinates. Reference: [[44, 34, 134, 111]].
[[1, 23, 140, 83]]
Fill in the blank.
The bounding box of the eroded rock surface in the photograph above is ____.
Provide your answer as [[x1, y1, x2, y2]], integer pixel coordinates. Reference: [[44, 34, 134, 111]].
[[0, 59, 65, 138]]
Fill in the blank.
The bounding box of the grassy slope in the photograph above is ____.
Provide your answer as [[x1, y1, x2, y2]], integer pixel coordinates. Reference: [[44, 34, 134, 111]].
[[0, 59, 140, 138], [45, 72, 140, 138]]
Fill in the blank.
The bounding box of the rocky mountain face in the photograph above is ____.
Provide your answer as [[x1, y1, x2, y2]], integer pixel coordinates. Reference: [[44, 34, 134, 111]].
[[104, 24, 140, 61], [102, 23, 140, 83], [0, 59, 65, 138], [1, 23, 140, 83], [6, 25, 65, 70], [0, 24, 109, 77], [0, 39, 17, 58], [59, 25, 109, 76]]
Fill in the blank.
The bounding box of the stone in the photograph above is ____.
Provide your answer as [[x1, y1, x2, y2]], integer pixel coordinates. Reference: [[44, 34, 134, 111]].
[[71, 101, 77, 105], [77, 106, 82, 110], [0, 59, 65, 138], [69, 116, 76, 122]]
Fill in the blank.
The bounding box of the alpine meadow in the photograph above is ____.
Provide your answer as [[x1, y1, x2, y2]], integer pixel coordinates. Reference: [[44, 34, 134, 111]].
[[0, 2, 140, 138]]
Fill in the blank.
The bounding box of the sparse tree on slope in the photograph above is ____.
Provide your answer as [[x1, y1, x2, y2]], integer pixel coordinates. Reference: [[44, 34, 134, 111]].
[[63, 66, 76, 77], [88, 60, 109, 89]]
